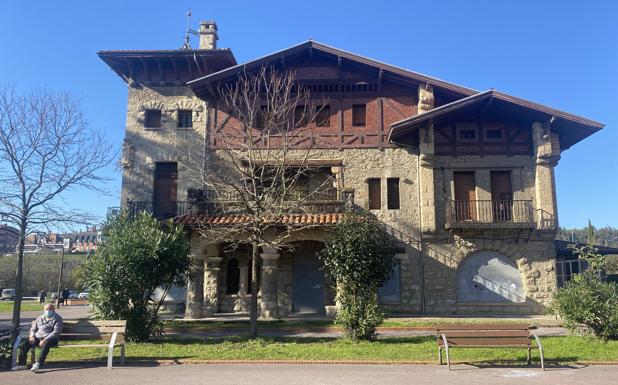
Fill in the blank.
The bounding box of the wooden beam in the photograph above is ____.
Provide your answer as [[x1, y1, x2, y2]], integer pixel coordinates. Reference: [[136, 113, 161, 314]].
[[280, 56, 287, 69], [184, 56, 194, 79], [156, 58, 164, 83], [308, 47, 314, 59], [377, 97, 384, 149], [378, 68, 384, 93], [338, 98, 344, 151], [139, 58, 150, 83]]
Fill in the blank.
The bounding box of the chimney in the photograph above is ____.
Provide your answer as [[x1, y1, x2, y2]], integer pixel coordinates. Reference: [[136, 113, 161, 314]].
[[198, 20, 218, 49]]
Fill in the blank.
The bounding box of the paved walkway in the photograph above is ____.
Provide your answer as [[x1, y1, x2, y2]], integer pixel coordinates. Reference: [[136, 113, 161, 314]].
[[2, 363, 617, 385], [0, 305, 92, 329]]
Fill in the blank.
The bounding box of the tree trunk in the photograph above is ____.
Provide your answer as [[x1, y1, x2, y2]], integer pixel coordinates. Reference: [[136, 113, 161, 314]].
[[11, 220, 27, 342], [249, 240, 260, 338]]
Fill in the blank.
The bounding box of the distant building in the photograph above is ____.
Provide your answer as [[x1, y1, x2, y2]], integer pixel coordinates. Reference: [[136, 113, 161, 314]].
[[23, 233, 64, 254], [62, 226, 101, 253], [0, 224, 19, 254]]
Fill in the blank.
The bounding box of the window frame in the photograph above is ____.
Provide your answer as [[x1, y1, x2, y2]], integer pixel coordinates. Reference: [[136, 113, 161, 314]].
[[177, 109, 193, 129], [367, 178, 381, 210], [315, 104, 330, 127], [144, 109, 162, 129], [386, 177, 400, 210], [352, 104, 366, 127]]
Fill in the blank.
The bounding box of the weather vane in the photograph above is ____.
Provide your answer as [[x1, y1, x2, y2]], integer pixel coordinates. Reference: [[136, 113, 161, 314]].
[[182, 9, 199, 50]]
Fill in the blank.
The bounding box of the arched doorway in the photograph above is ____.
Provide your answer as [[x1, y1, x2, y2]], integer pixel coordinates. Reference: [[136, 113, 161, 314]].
[[292, 241, 326, 314], [457, 250, 525, 303]]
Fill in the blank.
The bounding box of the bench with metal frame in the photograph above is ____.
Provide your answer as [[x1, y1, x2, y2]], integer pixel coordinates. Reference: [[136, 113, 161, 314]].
[[436, 324, 545, 371], [12, 320, 126, 370]]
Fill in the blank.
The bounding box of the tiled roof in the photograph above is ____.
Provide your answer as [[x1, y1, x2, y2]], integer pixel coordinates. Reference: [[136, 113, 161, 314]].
[[173, 212, 344, 226]]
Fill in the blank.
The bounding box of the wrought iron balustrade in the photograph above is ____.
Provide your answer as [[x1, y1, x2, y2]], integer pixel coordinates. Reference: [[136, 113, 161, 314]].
[[446, 200, 534, 228]]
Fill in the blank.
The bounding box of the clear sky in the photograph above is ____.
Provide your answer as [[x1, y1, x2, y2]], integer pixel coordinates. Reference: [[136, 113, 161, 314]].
[[0, 0, 616, 229]]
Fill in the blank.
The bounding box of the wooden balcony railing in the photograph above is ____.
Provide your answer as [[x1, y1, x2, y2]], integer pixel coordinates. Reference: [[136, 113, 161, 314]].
[[446, 200, 534, 228]]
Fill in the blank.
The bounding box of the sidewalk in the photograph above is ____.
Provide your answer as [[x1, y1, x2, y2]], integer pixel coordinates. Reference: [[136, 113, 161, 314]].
[[2, 363, 617, 385]]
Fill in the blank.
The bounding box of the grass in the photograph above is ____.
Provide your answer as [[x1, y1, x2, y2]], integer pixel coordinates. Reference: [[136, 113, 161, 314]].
[[44, 336, 618, 364], [0, 300, 44, 313]]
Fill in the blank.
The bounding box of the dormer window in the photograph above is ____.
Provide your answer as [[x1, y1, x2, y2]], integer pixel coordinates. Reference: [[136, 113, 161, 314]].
[[144, 109, 162, 128], [177, 109, 193, 128]]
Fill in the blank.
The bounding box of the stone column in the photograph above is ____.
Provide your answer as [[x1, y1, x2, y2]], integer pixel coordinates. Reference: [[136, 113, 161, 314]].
[[184, 257, 204, 319], [418, 83, 436, 233], [259, 247, 280, 318], [202, 244, 222, 317], [234, 258, 250, 313], [532, 122, 560, 230]]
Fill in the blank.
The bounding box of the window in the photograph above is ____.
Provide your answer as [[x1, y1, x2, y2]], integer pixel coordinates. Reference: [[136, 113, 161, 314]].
[[459, 129, 476, 140], [367, 178, 381, 210], [315, 105, 330, 127], [352, 104, 366, 127], [177, 110, 193, 128], [379, 260, 401, 303], [294, 105, 308, 127], [144, 109, 161, 128], [485, 129, 503, 140], [387, 178, 400, 210], [556, 259, 588, 288], [255, 106, 267, 129]]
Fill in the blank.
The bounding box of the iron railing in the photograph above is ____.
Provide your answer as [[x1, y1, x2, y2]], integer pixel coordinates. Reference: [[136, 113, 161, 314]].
[[446, 200, 534, 228]]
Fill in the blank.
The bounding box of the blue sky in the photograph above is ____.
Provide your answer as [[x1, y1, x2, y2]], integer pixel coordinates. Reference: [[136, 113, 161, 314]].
[[0, 1, 616, 229]]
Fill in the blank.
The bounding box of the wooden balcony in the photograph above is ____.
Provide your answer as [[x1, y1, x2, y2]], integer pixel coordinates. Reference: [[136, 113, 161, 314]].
[[446, 200, 534, 229], [125, 188, 352, 221]]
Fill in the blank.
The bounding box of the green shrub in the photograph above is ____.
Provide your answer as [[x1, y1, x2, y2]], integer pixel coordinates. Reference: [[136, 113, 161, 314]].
[[0, 329, 11, 370], [319, 211, 395, 341], [551, 245, 618, 340], [79, 211, 190, 342]]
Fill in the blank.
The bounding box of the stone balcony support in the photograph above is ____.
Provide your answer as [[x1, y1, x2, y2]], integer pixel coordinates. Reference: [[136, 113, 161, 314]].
[[532, 121, 560, 230], [418, 83, 436, 234]]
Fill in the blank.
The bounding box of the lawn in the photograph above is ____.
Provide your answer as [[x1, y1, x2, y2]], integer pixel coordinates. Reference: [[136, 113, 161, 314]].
[[45, 336, 618, 364], [0, 300, 43, 313]]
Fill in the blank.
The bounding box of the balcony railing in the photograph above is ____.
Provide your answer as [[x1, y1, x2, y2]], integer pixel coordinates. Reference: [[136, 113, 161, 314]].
[[125, 188, 351, 220], [446, 200, 534, 228]]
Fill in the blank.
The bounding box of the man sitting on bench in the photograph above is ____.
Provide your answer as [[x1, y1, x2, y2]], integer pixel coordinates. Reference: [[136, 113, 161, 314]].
[[13, 303, 63, 373]]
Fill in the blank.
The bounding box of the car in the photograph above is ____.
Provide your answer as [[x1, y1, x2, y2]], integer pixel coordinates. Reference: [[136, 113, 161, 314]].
[[78, 291, 89, 299], [68, 291, 79, 299], [1, 288, 15, 301]]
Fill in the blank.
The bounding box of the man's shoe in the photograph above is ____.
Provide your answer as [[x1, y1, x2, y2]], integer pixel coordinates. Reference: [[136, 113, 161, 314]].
[[30, 363, 40, 373], [11, 365, 27, 371]]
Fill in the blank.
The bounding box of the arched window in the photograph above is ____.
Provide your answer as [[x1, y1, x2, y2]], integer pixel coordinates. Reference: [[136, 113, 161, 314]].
[[456, 250, 525, 303], [226, 258, 240, 294]]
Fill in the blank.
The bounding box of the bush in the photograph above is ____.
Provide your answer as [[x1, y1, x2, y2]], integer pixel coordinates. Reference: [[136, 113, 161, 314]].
[[79, 211, 190, 342], [551, 245, 618, 340], [0, 329, 11, 371], [319, 211, 395, 341]]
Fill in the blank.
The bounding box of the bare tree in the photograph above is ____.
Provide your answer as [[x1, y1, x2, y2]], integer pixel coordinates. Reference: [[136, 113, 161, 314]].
[[0, 85, 114, 341], [182, 67, 340, 337]]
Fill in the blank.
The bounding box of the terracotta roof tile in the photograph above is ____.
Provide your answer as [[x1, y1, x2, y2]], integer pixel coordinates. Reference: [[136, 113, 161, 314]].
[[173, 212, 344, 227]]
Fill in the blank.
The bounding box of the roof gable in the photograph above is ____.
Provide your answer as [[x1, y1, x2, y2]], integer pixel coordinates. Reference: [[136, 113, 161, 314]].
[[187, 40, 477, 99], [389, 90, 604, 150]]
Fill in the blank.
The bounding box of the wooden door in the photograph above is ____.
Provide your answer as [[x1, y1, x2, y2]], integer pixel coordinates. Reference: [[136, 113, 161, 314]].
[[454, 172, 476, 221], [490, 171, 512, 222], [153, 162, 178, 218]]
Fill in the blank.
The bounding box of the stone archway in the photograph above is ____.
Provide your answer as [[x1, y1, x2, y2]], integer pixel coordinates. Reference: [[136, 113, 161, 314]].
[[456, 250, 525, 303]]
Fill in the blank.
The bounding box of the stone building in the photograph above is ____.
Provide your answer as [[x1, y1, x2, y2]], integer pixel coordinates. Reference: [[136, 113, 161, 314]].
[[99, 21, 604, 317]]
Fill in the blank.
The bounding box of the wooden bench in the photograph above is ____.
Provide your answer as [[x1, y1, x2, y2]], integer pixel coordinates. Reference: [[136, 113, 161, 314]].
[[12, 320, 126, 370], [436, 324, 545, 371]]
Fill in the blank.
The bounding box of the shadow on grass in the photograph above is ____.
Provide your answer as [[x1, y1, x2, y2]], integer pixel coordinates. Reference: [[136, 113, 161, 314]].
[[151, 335, 434, 345]]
